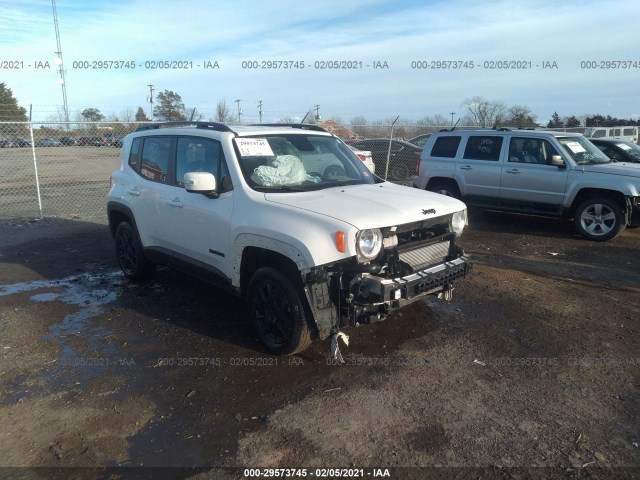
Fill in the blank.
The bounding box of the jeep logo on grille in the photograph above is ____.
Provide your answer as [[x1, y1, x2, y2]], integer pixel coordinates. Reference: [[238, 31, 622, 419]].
[[422, 208, 436, 215]]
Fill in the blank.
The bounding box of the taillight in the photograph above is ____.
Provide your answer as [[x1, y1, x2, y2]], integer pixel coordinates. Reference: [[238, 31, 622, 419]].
[[415, 150, 422, 176], [356, 153, 366, 162]]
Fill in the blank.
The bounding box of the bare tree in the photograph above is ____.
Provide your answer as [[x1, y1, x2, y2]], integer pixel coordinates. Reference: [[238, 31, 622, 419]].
[[463, 96, 506, 127], [350, 115, 368, 135], [215, 100, 231, 123], [505, 104, 537, 128], [120, 107, 134, 124]]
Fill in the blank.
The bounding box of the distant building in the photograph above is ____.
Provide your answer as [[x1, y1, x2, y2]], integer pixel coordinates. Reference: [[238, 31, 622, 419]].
[[320, 119, 356, 139]]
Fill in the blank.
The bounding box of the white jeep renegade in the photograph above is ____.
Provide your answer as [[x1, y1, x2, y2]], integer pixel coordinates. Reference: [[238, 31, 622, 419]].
[[107, 122, 471, 355]]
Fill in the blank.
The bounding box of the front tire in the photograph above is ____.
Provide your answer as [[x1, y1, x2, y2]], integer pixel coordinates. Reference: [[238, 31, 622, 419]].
[[247, 267, 314, 355], [574, 197, 625, 241], [114, 221, 155, 280]]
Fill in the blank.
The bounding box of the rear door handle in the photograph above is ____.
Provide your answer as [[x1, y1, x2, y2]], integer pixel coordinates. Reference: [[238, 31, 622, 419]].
[[459, 165, 472, 170], [506, 169, 520, 174], [126, 189, 140, 196], [167, 198, 183, 208]]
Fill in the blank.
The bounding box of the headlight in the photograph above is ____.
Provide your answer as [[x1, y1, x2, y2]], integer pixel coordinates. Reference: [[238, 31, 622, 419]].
[[451, 209, 467, 236], [356, 228, 382, 262]]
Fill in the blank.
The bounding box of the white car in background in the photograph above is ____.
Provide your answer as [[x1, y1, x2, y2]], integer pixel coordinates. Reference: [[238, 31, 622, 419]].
[[348, 145, 375, 173]]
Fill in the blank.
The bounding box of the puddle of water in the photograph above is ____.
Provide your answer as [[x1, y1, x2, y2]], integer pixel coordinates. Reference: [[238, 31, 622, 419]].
[[0, 269, 133, 390], [1, 374, 31, 405]]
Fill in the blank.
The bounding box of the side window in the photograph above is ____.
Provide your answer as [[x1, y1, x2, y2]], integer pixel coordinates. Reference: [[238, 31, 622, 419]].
[[175, 137, 231, 191], [140, 137, 171, 183], [463, 136, 503, 161], [128, 137, 141, 171], [508, 138, 561, 165], [430, 136, 461, 158]]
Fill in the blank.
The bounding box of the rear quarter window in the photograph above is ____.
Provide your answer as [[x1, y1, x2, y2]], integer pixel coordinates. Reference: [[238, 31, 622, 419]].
[[430, 136, 461, 158], [463, 136, 503, 161], [128, 137, 142, 171]]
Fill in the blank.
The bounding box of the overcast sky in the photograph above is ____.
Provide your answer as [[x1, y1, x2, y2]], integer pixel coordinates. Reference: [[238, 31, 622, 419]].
[[1, 0, 639, 124]]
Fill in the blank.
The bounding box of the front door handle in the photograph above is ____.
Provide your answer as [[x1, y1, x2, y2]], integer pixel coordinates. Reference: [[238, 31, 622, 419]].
[[459, 165, 472, 170], [167, 198, 183, 208], [506, 169, 520, 174]]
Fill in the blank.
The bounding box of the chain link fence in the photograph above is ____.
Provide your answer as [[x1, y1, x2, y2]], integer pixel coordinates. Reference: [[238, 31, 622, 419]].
[[0, 120, 592, 221], [0, 121, 141, 220]]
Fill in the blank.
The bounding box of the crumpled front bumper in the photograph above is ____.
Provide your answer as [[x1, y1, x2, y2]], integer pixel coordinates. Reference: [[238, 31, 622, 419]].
[[359, 255, 472, 302]]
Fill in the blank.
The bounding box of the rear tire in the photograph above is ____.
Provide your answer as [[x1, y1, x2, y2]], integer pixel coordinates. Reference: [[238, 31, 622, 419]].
[[388, 162, 412, 181], [247, 267, 314, 355], [114, 221, 155, 280], [574, 197, 625, 241], [427, 180, 461, 200]]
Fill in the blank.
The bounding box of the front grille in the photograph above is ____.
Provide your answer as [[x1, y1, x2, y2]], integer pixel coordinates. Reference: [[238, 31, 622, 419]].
[[398, 241, 450, 271]]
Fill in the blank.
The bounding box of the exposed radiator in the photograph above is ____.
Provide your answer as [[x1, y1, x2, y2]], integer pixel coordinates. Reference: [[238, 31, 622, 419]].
[[398, 241, 450, 271]]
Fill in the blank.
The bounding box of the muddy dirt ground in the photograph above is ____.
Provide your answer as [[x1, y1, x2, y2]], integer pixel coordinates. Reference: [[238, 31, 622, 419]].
[[0, 210, 639, 479]]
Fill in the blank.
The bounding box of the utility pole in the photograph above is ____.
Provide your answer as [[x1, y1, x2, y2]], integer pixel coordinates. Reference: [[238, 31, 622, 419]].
[[235, 99, 242, 123], [314, 104, 321, 122], [257, 100, 263, 124], [147, 84, 155, 120], [450, 112, 456, 126]]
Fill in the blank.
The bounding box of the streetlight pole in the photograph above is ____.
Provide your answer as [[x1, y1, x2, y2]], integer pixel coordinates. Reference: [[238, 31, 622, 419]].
[[258, 100, 263, 124], [450, 112, 456, 126], [147, 84, 155, 120], [235, 99, 242, 123]]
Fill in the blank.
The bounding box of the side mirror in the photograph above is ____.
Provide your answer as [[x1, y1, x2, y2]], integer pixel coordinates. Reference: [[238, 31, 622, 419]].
[[183, 172, 218, 197], [550, 155, 565, 168]]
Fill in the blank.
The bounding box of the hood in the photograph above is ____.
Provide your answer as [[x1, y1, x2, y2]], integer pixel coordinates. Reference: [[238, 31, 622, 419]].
[[581, 162, 640, 177], [264, 183, 466, 230]]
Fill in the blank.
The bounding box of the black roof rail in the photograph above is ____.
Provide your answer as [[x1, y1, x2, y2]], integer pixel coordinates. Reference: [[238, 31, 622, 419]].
[[248, 123, 328, 132], [135, 121, 234, 132]]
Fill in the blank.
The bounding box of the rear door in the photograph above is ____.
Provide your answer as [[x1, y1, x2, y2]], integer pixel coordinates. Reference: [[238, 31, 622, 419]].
[[456, 134, 503, 206]]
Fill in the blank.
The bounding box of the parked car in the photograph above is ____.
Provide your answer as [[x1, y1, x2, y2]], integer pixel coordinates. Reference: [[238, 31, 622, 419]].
[[59, 136, 77, 146], [0, 139, 15, 148], [350, 139, 422, 181], [589, 138, 640, 163], [78, 136, 104, 146], [413, 128, 640, 241], [348, 145, 375, 173], [107, 121, 471, 355], [36, 138, 61, 147], [408, 133, 432, 149], [14, 138, 31, 147]]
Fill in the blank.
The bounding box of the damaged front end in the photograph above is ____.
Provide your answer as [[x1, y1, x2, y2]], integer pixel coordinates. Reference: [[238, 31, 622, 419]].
[[303, 214, 472, 341]]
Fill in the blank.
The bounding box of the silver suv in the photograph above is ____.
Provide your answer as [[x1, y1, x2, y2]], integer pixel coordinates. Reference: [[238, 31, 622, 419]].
[[413, 128, 640, 241]]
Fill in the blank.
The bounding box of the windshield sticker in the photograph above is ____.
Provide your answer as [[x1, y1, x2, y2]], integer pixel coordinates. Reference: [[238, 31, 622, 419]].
[[616, 143, 631, 150], [236, 138, 274, 157], [565, 141, 586, 154]]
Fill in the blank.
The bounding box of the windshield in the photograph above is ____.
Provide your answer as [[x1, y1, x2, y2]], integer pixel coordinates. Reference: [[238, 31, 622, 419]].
[[235, 134, 379, 191], [617, 142, 640, 160], [557, 136, 612, 165]]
